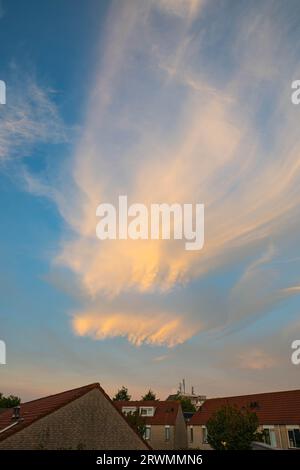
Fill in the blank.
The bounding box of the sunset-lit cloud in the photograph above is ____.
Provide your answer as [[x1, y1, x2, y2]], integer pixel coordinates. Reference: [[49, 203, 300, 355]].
[[2, 0, 300, 403], [42, 0, 300, 346], [4, 1, 297, 351], [72, 309, 198, 347]]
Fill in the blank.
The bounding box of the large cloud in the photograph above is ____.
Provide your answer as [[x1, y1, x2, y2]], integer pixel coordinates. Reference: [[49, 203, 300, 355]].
[[45, 1, 300, 346]]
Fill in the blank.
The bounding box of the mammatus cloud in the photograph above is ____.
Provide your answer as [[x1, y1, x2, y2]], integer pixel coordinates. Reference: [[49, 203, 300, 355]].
[[23, 2, 300, 346]]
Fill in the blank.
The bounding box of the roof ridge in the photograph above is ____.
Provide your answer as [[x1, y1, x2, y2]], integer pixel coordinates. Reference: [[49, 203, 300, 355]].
[[206, 388, 300, 402], [20, 383, 100, 406]]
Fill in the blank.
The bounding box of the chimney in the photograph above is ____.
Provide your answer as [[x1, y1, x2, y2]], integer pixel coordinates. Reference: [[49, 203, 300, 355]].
[[12, 405, 21, 420], [182, 378, 185, 394]]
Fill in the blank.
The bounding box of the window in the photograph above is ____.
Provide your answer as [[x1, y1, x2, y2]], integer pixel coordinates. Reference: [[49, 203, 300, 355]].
[[263, 426, 277, 447], [122, 406, 137, 416], [144, 425, 151, 440], [190, 426, 194, 443], [249, 401, 259, 410], [165, 425, 170, 441], [140, 407, 155, 417], [287, 428, 300, 448], [202, 426, 208, 444]]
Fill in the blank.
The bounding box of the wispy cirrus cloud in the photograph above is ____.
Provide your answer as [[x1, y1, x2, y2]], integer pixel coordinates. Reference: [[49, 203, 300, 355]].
[[23, 1, 300, 347], [0, 76, 66, 163], [156, 0, 204, 19]]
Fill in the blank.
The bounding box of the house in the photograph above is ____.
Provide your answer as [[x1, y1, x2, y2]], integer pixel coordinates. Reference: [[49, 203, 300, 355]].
[[0, 383, 149, 450], [115, 400, 187, 449], [187, 389, 300, 450]]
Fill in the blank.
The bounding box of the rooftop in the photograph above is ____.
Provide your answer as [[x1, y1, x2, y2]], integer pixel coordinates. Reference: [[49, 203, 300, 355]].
[[0, 383, 150, 449], [114, 400, 181, 425], [0, 383, 101, 442], [189, 389, 300, 426]]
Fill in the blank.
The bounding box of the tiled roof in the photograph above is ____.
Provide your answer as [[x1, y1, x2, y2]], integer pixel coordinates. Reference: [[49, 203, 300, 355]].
[[114, 400, 180, 425], [0, 383, 100, 442], [0, 383, 151, 448], [189, 389, 300, 426]]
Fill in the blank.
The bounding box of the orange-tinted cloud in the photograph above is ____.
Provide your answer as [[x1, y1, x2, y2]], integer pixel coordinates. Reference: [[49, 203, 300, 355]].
[[72, 310, 198, 347], [46, 1, 300, 345]]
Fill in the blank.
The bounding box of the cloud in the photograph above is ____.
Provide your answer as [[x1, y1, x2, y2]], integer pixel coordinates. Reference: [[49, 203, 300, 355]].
[[237, 349, 277, 370], [153, 354, 169, 362], [21, 1, 300, 347], [72, 309, 197, 347], [281, 285, 300, 295], [0, 76, 66, 163], [155, 0, 204, 19], [227, 245, 279, 324]]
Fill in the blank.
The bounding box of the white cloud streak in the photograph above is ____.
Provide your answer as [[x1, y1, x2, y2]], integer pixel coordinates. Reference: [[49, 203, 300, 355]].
[[0, 77, 66, 163]]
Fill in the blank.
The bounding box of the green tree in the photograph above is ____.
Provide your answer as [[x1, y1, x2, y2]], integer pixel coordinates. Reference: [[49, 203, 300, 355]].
[[126, 410, 146, 438], [206, 405, 259, 450], [0, 393, 21, 408], [173, 393, 196, 412], [141, 389, 158, 401], [112, 386, 131, 401]]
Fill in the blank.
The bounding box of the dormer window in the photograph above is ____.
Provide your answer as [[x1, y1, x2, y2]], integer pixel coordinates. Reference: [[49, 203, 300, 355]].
[[122, 406, 137, 415], [140, 406, 155, 417]]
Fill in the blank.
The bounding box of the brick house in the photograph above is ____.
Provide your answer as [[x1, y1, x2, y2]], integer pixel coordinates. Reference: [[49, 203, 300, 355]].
[[0, 383, 149, 450], [187, 389, 300, 450], [115, 400, 187, 449]]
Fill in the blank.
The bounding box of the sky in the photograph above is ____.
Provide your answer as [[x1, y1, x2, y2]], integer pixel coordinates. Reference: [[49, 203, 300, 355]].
[[1, 0, 300, 402]]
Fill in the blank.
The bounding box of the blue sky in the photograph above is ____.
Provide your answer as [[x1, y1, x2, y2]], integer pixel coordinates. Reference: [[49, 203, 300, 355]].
[[1, 0, 300, 401]]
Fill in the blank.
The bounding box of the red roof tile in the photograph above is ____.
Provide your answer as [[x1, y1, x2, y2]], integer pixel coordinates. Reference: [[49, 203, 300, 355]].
[[189, 389, 300, 426], [114, 401, 180, 425]]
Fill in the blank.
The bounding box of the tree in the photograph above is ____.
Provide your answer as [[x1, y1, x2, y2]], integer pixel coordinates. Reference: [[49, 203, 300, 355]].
[[141, 389, 158, 401], [0, 393, 21, 408], [112, 386, 131, 401], [173, 393, 196, 412], [206, 405, 259, 450], [126, 410, 146, 438]]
